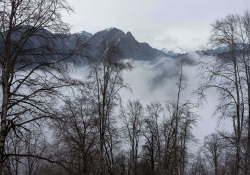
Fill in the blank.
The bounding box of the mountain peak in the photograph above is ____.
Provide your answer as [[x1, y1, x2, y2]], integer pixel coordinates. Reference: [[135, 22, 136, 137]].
[[125, 31, 135, 40], [88, 27, 168, 60], [79, 30, 92, 37], [162, 46, 187, 56], [103, 27, 124, 34]]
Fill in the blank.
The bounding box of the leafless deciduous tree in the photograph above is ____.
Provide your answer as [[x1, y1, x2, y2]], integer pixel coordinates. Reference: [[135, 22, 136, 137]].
[[88, 41, 132, 175], [0, 0, 86, 173], [142, 101, 163, 175], [52, 94, 99, 175], [3, 122, 48, 175], [202, 133, 226, 175], [120, 100, 143, 175], [188, 151, 210, 175], [198, 11, 250, 175], [162, 58, 198, 175]]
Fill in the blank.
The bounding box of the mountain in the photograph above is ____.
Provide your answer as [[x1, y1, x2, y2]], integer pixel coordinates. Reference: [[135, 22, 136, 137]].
[[69, 30, 93, 46], [148, 51, 198, 88], [87, 28, 169, 61], [198, 43, 250, 56], [0, 26, 94, 66], [78, 31, 93, 41], [161, 46, 187, 56], [1, 26, 175, 64]]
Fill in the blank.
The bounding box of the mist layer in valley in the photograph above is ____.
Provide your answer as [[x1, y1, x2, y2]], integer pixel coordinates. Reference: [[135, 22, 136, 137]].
[[70, 53, 227, 146]]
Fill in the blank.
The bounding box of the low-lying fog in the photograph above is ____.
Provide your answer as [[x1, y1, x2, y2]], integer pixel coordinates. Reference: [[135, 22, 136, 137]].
[[70, 53, 231, 148]]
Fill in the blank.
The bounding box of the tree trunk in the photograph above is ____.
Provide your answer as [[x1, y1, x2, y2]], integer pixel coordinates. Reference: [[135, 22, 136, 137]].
[[0, 50, 11, 175], [150, 135, 154, 175], [100, 130, 104, 175], [246, 116, 250, 175], [245, 70, 250, 175]]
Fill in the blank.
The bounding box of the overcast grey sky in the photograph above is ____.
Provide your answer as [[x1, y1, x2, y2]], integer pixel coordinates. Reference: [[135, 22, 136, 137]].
[[62, 0, 250, 51]]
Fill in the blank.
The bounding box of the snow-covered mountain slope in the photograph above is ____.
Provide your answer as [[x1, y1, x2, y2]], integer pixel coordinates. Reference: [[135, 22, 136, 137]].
[[162, 46, 187, 56]]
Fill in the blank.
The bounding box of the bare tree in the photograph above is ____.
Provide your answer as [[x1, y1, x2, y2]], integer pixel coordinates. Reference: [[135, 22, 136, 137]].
[[52, 93, 99, 175], [0, 0, 87, 173], [88, 41, 132, 175], [162, 58, 198, 175], [201, 133, 226, 175], [188, 151, 209, 175], [173, 59, 186, 175], [197, 13, 247, 175], [22, 125, 47, 175], [142, 101, 163, 175], [113, 151, 129, 175], [104, 115, 120, 175], [120, 100, 143, 175], [179, 110, 197, 175], [233, 11, 250, 174], [4, 130, 23, 175], [3, 122, 48, 175]]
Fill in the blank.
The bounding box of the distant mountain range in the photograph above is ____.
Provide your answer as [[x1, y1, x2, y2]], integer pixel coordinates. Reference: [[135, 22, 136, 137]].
[[79, 28, 199, 62], [200, 43, 250, 56], [161, 46, 187, 56], [86, 28, 169, 61], [2, 26, 237, 66]]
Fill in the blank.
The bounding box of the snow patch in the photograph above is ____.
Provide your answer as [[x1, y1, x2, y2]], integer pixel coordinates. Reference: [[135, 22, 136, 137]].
[[162, 46, 187, 56]]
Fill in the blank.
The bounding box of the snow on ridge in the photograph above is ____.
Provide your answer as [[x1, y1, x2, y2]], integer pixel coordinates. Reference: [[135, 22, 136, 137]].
[[162, 46, 187, 56], [78, 30, 92, 38], [102, 27, 115, 35]]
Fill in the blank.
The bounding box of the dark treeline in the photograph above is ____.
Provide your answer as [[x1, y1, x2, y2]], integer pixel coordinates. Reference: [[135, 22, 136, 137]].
[[1, 0, 250, 175]]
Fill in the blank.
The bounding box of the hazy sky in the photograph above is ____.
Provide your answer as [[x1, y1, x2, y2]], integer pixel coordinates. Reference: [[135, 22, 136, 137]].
[[62, 0, 250, 51]]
